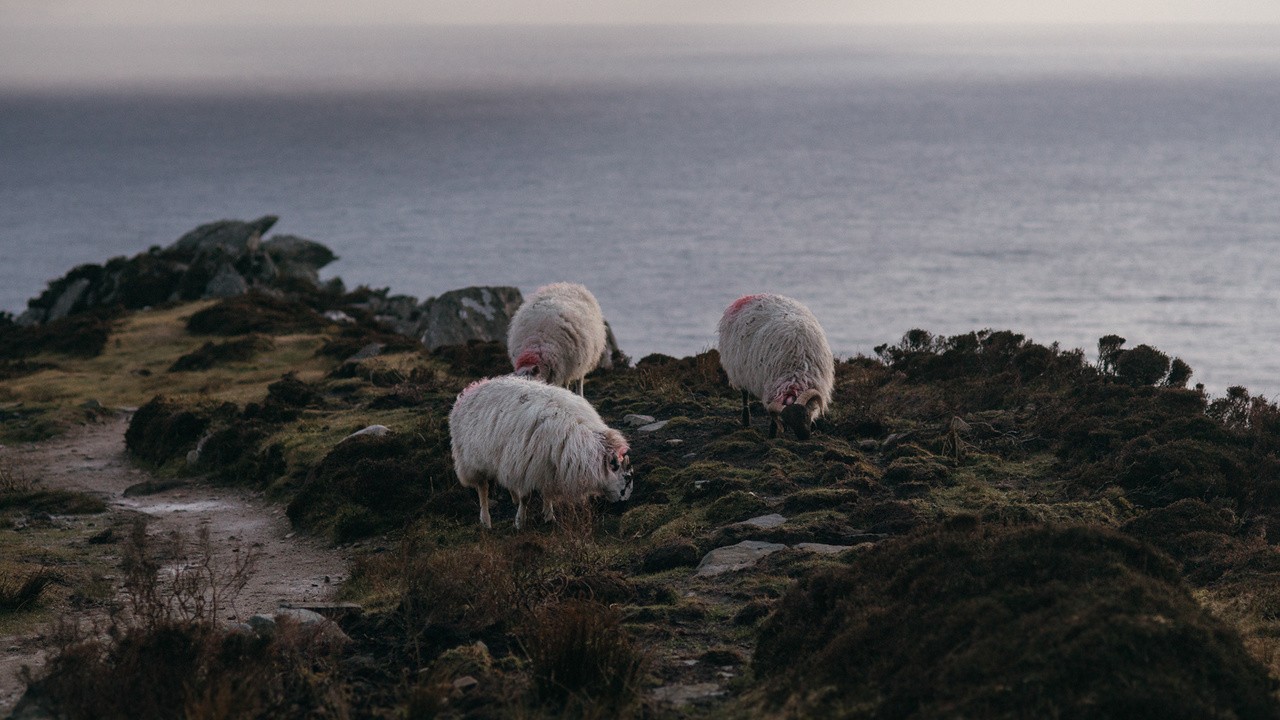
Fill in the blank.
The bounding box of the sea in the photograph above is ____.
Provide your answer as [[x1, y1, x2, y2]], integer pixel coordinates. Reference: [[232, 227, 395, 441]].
[[2, 25, 1279, 396]]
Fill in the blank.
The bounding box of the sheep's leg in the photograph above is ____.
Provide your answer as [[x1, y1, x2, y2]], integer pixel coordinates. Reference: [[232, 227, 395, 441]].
[[515, 496, 529, 530], [476, 478, 492, 530], [740, 389, 751, 427], [542, 496, 556, 524], [577, 377, 585, 396], [767, 413, 779, 439]]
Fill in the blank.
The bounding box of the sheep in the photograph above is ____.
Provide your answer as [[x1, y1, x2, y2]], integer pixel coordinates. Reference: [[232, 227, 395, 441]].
[[449, 375, 633, 529], [717, 293, 835, 441], [507, 282, 608, 396]]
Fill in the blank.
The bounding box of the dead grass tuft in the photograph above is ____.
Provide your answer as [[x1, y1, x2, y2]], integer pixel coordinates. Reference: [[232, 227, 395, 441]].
[[519, 599, 647, 713]]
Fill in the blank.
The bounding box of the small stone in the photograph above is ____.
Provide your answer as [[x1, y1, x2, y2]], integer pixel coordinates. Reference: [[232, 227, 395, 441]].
[[884, 431, 912, 447], [324, 310, 356, 324], [624, 414, 656, 427], [665, 439, 684, 446], [452, 676, 479, 692], [341, 425, 391, 442], [80, 398, 103, 410], [858, 439, 879, 451], [638, 420, 669, 433]]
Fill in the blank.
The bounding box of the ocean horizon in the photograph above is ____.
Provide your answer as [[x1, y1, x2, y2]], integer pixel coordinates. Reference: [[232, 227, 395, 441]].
[[2, 25, 1278, 395]]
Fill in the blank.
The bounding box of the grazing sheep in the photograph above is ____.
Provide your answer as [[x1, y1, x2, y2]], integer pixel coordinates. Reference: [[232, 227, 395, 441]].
[[507, 282, 608, 395], [449, 375, 633, 529], [717, 294, 835, 440]]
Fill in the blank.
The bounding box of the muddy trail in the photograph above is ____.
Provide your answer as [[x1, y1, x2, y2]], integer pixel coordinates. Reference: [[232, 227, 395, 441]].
[[0, 413, 351, 715]]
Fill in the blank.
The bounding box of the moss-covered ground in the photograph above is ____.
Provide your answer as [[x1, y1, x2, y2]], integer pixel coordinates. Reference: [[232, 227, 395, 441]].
[[5, 297, 1280, 718]]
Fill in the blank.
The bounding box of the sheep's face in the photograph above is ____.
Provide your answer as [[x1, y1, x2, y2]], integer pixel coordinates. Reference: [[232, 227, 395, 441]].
[[780, 403, 813, 441], [604, 450, 633, 502]]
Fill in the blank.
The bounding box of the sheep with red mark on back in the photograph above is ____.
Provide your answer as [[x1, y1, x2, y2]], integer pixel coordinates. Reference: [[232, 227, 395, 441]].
[[717, 294, 834, 440], [449, 375, 633, 529], [507, 282, 608, 396]]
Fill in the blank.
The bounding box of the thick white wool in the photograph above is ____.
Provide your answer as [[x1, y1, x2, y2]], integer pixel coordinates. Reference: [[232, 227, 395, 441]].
[[449, 375, 631, 528], [717, 294, 835, 420], [507, 282, 608, 392]]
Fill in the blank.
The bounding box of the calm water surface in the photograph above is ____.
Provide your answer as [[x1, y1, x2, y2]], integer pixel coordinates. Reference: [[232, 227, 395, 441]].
[[1, 26, 1278, 394]]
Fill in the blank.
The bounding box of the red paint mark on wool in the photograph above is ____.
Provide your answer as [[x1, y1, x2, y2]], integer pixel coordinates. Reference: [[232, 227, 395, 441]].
[[514, 349, 542, 370], [726, 294, 763, 317], [772, 383, 804, 408], [458, 378, 491, 399]]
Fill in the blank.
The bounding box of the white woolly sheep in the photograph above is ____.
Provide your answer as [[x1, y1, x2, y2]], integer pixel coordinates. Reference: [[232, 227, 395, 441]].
[[449, 375, 633, 529], [717, 293, 835, 440], [507, 282, 608, 396]]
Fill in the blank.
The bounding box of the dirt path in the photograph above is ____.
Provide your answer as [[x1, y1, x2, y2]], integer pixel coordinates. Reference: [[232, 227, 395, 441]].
[[0, 413, 351, 714]]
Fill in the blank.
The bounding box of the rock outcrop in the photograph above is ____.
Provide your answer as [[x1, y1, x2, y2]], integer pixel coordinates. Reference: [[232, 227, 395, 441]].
[[17, 215, 337, 326], [15, 216, 628, 364], [355, 286, 627, 363]]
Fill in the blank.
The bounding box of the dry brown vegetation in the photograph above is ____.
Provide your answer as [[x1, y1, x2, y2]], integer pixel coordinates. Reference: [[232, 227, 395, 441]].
[[6, 293, 1280, 717]]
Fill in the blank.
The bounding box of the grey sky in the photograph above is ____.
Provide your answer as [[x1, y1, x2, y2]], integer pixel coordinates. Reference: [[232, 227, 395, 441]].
[[6, 0, 1280, 26]]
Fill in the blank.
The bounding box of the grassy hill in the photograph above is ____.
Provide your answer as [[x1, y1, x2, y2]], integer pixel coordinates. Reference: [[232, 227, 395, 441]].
[[3, 293, 1280, 718]]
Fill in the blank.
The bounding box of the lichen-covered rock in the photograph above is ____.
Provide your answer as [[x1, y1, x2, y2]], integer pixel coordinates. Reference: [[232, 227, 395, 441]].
[[418, 286, 524, 351]]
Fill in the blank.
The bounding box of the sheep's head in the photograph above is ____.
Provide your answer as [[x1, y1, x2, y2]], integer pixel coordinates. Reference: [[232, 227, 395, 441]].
[[513, 363, 545, 381], [513, 349, 551, 383], [600, 430, 633, 502], [780, 389, 824, 440], [780, 404, 812, 440]]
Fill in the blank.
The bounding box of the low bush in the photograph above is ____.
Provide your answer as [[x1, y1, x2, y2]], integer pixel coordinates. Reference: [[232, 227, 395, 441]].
[[751, 522, 1278, 719]]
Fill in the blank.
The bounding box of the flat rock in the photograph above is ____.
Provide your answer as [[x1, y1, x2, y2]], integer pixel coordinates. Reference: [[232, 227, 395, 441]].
[[696, 540, 788, 577], [795, 542, 856, 555], [624, 414, 656, 427], [169, 215, 278, 256], [638, 420, 669, 433], [738, 513, 787, 529], [650, 682, 727, 707]]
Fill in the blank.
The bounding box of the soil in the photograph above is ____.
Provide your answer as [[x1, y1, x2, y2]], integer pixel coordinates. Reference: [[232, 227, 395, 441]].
[[0, 413, 351, 715]]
